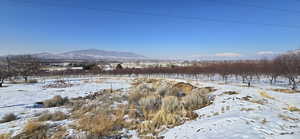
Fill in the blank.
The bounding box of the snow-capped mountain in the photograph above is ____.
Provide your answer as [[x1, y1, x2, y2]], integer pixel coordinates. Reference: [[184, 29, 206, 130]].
[[32, 49, 147, 60]]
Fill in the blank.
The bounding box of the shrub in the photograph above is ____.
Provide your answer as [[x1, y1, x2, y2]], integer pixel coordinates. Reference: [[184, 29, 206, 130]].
[[43, 95, 69, 108], [288, 106, 300, 112], [77, 109, 125, 136], [128, 91, 144, 105], [223, 91, 239, 95], [28, 79, 38, 83], [152, 110, 182, 127], [182, 91, 208, 110], [38, 111, 67, 121], [156, 87, 168, 97], [0, 133, 11, 139], [15, 120, 49, 139], [139, 95, 161, 113], [259, 91, 274, 100], [0, 113, 17, 123], [161, 96, 182, 113]]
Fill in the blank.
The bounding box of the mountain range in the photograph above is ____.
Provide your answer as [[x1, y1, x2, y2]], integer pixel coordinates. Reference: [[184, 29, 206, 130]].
[[32, 49, 147, 60]]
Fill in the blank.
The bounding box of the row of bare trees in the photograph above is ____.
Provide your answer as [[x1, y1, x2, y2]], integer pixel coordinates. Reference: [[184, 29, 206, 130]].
[[0, 55, 41, 87], [107, 53, 300, 90]]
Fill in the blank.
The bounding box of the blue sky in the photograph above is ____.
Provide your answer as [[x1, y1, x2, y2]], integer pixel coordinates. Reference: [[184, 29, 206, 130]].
[[0, 0, 300, 59]]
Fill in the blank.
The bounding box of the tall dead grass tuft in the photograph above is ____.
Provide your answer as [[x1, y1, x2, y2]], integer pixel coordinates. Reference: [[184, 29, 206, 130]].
[[259, 91, 275, 100], [139, 95, 161, 113], [182, 91, 208, 110], [38, 111, 67, 121], [15, 120, 49, 139], [0, 133, 11, 139], [43, 95, 69, 108], [161, 96, 183, 113], [77, 108, 125, 136], [0, 113, 17, 123]]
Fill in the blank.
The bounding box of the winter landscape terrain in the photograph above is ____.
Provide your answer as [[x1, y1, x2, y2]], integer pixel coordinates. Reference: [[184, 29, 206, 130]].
[[0, 75, 299, 139]]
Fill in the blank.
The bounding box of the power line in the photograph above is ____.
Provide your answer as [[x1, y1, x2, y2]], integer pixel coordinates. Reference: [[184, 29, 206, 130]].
[[6, 0, 300, 29], [205, 0, 300, 14]]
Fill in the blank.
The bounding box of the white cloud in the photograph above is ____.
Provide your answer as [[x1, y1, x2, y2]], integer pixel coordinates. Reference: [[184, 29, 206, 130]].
[[215, 52, 241, 57], [256, 51, 274, 55]]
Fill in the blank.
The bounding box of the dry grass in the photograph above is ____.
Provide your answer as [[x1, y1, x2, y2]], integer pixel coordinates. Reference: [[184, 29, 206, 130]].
[[279, 114, 299, 121], [182, 91, 208, 110], [173, 82, 194, 94], [38, 111, 67, 121], [152, 110, 182, 127], [43, 95, 69, 108], [259, 91, 275, 100], [261, 118, 268, 124], [161, 96, 183, 113], [128, 84, 156, 105], [272, 89, 297, 94], [223, 91, 239, 95], [76, 109, 125, 136], [0, 133, 11, 139], [0, 113, 17, 123], [288, 106, 300, 112], [27, 79, 38, 83], [14, 120, 49, 139], [139, 95, 161, 113], [240, 108, 255, 111]]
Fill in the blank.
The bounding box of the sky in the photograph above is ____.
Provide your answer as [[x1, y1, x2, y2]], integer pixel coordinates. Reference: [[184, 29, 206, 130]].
[[0, 0, 300, 59]]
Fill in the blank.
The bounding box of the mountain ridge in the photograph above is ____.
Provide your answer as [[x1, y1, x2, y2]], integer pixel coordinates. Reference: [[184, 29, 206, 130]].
[[32, 49, 147, 60]]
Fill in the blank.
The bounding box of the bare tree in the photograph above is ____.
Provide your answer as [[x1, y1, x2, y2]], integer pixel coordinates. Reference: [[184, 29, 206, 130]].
[[0, 58, 10, 87], [9, 55, 41, 82]]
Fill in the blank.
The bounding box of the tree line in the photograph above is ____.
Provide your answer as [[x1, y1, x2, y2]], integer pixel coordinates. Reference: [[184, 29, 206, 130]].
[[0, 55, 41, 87], [107, 53, 300, 90], [0, 52, 299, 90]]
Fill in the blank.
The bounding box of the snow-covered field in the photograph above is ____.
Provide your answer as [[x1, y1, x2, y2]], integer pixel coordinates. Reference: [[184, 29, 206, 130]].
[[1, 76, 300, 138], [0, 76, 131, 135], [161, 79, 300, 139]]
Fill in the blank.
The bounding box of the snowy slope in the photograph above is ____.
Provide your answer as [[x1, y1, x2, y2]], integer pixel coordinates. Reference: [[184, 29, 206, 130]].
[[161, 80, 300, 139]]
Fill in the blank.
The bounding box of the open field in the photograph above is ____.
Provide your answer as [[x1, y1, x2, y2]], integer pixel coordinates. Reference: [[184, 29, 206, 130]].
[[0, 76, 300, 138]]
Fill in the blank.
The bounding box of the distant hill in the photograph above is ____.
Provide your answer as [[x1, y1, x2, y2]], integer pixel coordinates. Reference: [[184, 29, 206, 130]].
[[32, 49, 147, 60]]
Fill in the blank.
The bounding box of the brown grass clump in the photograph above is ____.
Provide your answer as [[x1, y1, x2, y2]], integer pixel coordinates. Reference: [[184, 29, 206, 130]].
[[43, 95, 69, 108], [259, 91, 275, 100], [128, 84, 156, 105], [272, 89, 297, 94], [261, 118, 268, 124], [173, 82, 194, 94], [27, 79, 38, 83], [288, 106, 300, 112], [77, 109, 125, 136], [161, 96, 183, 113], [15, 120, 49, 139], [139, 95, 162, 114], [0, 113, 17, 123], [240, 108, 255, 111], [182, 91, 208, 110], [38, 111, 67, 121], [223, 91, 239, 95], [152, 110, 182, 127], [279, 114, 299, 121], [0, 133, 11, 139]]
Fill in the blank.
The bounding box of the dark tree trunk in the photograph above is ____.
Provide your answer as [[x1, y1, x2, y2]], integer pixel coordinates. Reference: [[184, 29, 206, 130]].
[[0, 79, 3, 87], [24, 76, 28, 82]]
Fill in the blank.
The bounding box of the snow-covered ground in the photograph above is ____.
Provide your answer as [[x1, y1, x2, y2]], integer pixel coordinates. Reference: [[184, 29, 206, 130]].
[[1, 76, 300, 138], [0, 76, 131, 134], [161, 79, 300, 139]]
